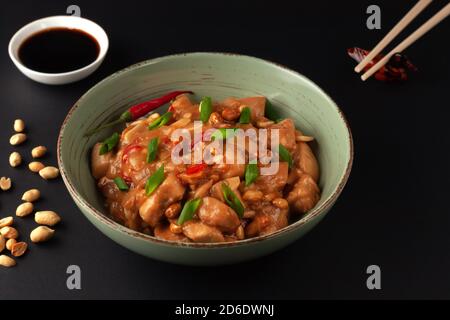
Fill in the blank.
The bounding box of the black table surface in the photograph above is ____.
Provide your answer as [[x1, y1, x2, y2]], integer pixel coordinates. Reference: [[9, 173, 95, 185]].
[[1, 0, 450, 300]]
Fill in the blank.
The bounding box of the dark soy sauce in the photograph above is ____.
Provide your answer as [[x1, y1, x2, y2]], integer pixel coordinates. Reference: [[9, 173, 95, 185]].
[[18, 27, 100, 73]]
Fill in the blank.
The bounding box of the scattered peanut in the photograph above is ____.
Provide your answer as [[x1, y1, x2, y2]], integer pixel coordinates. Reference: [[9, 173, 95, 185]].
[[208, 112, 224, 125], [9, 152, 22, 167], [165, 203, 182, 219], [148, 113, 160, 120], [0, 234, 5, 253], [243, 190, 264, 202], [9, 133, 27, 145], [29, 161, 45, 173], [30, 226, 55, 243], [0, 255, 16, 267], [21, 189, 41, 202], [11, 242, 28, 257], [14, 119, 25, 132], [6, 239, 17, 251], [263, 192, 278, 202], [39, 166, 60, 180], [0, 226, 19, 239], [296, 135, 315, 142], [35, 211, 61, 226], [272, 198, 289, 209], [16, 202, 34, 217], [243, 210, 256, 219], [169, 222, 183, 234], [0, 216, 14, 228], [31, 145, 47, 158], [0, 177, 12, 191]]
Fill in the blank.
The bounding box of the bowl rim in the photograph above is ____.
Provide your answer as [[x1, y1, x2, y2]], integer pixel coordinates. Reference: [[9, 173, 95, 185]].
[[57, 52, 354, 248], [8, 15, 109, 78]]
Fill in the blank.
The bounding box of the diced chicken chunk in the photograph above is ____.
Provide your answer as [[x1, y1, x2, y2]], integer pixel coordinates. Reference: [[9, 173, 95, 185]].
[[197, 197, 240, 233], [182, 221, 225, 243], [287, 174, 320, 213], [91, 143, 113, 179]]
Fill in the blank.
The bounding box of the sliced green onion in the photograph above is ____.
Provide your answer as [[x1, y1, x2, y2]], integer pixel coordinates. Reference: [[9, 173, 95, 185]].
[[199, 96, 213, 123], [211, 128, 236, 141], [146, 137, 159, 163], [113, 177, 129, 191], [148, 112, 172, 130], [265, 99, 282, 121], [221, 183, 244, 218], [277, 144, 293, 169], [145, 165, 165, 196], [244, 163, 259, 186], [177, 198, 202, 225], [99, 132, 120, 155], [239, 107, 251, 124]]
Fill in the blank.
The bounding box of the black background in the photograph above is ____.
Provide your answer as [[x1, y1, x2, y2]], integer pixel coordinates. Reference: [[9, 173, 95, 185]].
[[1, 0, 450, 300]]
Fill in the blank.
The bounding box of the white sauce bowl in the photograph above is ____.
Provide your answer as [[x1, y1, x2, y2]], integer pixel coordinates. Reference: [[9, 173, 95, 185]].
[[8, 16, 109, 85]]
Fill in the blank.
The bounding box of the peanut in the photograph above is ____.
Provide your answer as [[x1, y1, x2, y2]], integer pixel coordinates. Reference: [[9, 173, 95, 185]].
[[0, 234, 5, 253], [39, 166, 60, 180], [31, 146, 47, 158], [0, 216, 14, 228], [272, 198, 289, 209], [9, 133, 27, 145], [208, 112, 223, 125], [21, 189, 41, 202], [0, 255, 16, 267], [165, 203, 182, 219], [16, 202, 34, 217], [236, 225, 245, 240], [256, 119, 275, 128], [30, 226, 55, 243], [0, 177, 12, 191], [29, 161, 45, 173], [11, 241, 28, 257], [243, 190, 264, 202], [14, 119, 25, 132], [6, 239, 16, 251], [0, 226, 19, 239], [169, 222, 183, 234], [9, 152, 22, 167], [221, 108, 241, 121], [35, 211, 61, 226], [296, 135, 315, 142]]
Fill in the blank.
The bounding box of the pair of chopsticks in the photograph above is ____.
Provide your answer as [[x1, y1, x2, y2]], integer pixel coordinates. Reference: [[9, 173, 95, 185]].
[[356, 0, 450, 81]]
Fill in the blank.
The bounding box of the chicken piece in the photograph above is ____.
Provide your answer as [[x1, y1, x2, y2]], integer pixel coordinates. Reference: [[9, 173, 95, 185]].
[[222, 96, 266, 123], [182, 220, 225, 243], [91, 143, 113, 179], [197, 197, 241, 233], [210, 177, 240, 201], [270, 119, 296, 151], [252, 162, 289, 194], [138, 173, 185, 227], [154, 224, 190, 242], [287, 174, 320, 214], [245, 205, 288, 237], [295, 142, 320, 182], [189, 180, 213, 199], [170, 94, 200, 120]]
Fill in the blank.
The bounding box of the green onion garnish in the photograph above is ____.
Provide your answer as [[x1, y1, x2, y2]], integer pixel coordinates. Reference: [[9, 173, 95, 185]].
[[211, 128, 236, 141], [146, 137, 159, 163], [265, 99, 282, 122], [145, 165, 165, 196], [221, 183, 244, 218], [239, 107, 251, 124], [244, 163, 259, 186], [177, 198, 202, 225], [113, 177, 129, 191], [148, 112, 172, 130], [199, 96, 213, 123], [277, 144, 293, 169], [99, 132, 120, 155]]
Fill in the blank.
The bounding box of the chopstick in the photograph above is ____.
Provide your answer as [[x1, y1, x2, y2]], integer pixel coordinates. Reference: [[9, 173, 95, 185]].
[[360, 1, 450, 81], [355, 0, 433, 73]]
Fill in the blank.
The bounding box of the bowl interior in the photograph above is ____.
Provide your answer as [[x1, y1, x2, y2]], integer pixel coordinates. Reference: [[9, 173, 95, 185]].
[[59, 53, 352, 244], [9, 15, 108, 74]]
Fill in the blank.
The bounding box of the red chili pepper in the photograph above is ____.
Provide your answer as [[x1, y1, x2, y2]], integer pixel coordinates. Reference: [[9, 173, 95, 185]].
[[186, 163, 207, 175], [122, 144, 143, 164], [86, 90, 193, 135]]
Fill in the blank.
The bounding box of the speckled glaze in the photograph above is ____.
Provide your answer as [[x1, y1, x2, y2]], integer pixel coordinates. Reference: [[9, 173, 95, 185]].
[[57, 53, 353, 265]]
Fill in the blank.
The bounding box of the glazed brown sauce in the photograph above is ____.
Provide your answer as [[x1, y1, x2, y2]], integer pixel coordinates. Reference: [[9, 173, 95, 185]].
[[18, 27, 100, 73]]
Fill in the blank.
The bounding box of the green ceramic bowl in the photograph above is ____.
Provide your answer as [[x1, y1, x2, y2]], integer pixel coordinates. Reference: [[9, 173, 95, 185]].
[[58, 53, 353, 265]]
